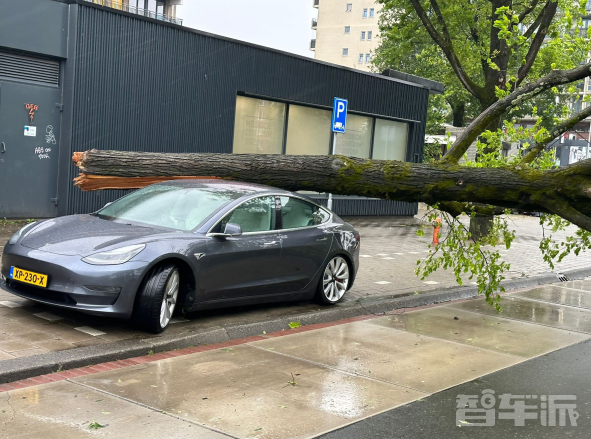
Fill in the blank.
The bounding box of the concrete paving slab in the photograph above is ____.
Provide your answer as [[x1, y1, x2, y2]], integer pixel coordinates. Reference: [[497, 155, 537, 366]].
[[251, 322, 522, 393], [448, 296, 591, 334], [366, 307, 590, 357], [560, 279, 591, 291], [512, 285, 591, 309], [0, 381, 229, 439], [72, 345, 423, 439]]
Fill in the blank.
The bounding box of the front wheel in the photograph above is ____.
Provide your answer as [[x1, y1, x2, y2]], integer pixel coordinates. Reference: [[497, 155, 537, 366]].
[[134, 264, 180, 333], [316, 256, 350, 305]]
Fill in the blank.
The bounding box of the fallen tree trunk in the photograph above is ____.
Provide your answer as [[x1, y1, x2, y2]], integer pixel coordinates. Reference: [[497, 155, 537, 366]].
[[73, 150, 591, 231]]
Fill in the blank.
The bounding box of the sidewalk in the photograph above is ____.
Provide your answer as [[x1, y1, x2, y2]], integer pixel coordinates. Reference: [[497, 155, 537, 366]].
[[0, 208, 589, 369], [2, 280, 591, 438]]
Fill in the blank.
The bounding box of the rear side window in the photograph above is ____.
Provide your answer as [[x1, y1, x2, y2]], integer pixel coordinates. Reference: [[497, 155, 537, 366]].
[[220, 196, 277, 233], [280, 197, 330, 229]]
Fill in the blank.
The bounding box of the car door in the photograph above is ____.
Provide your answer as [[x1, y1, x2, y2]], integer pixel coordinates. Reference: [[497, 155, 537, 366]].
[[200, 195, 283, 302], [274, 196, 333, 293]]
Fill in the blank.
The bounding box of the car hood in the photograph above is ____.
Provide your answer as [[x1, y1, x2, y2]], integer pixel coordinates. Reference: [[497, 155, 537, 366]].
[[20, 215, 168, 256]]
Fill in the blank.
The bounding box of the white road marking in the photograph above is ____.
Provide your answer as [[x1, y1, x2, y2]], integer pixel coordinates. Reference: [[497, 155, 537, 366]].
[[375, 281, 391, 285], [423, 281, 440, 285], [0, 301, 24, 308], [74, 326, 107, 336], [33, 312, 63, 321], [382, 257, 395, 260], [359, 255, 373, 258]]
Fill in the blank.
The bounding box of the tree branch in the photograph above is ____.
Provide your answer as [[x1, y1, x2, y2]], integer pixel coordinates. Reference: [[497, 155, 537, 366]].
[[437, 201, 519, 217], [520, 104, 591, 165], [442, 62, 591, 164], [518, 0, 541, 23], [516, 1, 558, 86], [408, 0, 485, 99]]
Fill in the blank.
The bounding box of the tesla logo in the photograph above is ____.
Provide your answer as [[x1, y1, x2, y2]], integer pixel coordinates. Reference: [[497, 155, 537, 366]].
[[25, 103, 39, 122]]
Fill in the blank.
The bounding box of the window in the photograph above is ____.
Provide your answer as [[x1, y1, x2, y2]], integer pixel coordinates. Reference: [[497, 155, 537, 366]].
[[342, 48, 349, 56], [361, 31, 366, 40], [587, 78, 591, 91], [367, 31, 372, 40], [233, 96, 286, 154], [365, 53, 371, 63], [285, 105, 332, 155], [362, 8, 368, 18], [358, 53, 364, 63], [344, 26, 350, 34], [280, 197, 330, 229], [346, 3, 352, 11], [372, 119, 409, 162], [220, 196, 277, 233], [334, 114, 373, 158], [98, 184, 246, 231], [369, 8, 374, 17]]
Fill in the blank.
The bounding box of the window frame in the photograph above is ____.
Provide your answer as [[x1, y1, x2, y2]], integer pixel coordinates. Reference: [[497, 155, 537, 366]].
[[278, 196, 333, 232], [358, 53, 364, 63], [361, 31, 366, 40], [365, 53, 371, 63], [369, 8, 374, 17], [207, 194, 332, 236], [346, 3, 352, 11], [367, 31, 372, 40], [344, 25, 351, 34], [211, 194, 280, 235], [362, 8, 368, 17], [342, 48, 349, 56]]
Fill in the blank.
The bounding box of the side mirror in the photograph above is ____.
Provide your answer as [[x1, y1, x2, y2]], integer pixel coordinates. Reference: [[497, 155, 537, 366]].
[[223, 223, 242, 236]]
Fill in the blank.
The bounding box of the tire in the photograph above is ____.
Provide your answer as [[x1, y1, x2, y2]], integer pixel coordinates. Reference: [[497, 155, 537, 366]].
[[134, 264, 180, 333], [316, 256, 350, 305]]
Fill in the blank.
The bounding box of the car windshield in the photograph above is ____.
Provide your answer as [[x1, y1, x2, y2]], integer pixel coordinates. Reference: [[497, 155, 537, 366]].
[[96, 184, 252, 231]]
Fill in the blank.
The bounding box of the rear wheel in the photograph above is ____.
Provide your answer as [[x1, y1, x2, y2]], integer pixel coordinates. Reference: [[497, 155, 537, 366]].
[[134, 264, 180, 333], [316, 256, 349, 305]]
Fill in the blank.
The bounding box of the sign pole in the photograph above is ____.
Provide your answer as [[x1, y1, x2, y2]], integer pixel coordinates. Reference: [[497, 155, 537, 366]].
[[328, 132, 337, 210], [329, 97, 348, 212]]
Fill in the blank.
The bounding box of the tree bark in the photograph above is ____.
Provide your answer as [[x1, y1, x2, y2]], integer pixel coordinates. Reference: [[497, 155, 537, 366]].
[[73, 150, 591, 231]]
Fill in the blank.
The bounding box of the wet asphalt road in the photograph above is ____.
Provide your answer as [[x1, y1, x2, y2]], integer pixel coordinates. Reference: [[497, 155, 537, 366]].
[[316, 338, 591, 439]]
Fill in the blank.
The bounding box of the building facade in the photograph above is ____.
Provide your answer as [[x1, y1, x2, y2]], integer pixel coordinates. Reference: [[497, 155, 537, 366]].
[[311, 0, 381, 71], [0, 0, 441, 219], [87, 0, 183, 24]]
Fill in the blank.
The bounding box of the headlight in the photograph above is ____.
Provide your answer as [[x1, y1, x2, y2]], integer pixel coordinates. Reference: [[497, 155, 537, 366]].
[[8, 222, 37, 245], [82, 244, 146, 265]]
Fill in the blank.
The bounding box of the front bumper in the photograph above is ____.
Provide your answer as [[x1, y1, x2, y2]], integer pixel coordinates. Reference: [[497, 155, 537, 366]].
[[0, 244, 149, 318]]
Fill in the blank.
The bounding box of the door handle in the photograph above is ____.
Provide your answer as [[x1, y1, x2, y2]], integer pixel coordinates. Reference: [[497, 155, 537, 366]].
[[0, 142, 5, 153], [263, 241, 278, 245]]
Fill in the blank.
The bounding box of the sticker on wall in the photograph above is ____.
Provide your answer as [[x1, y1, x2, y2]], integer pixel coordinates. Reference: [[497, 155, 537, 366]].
[[25, 103, 39, 123], [45, 125, 56, 144], [24, 126, 37, 137]]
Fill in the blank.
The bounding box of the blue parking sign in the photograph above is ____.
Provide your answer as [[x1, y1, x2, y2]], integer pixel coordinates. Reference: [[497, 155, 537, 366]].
[[332, 97, 348, 133]]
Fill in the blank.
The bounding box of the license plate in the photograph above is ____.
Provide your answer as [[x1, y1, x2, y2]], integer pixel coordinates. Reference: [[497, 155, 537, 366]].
[[9, 266, 48, 288]]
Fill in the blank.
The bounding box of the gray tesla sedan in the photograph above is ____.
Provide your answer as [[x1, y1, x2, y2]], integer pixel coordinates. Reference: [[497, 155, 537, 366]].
[[0, 180, 360, 332]]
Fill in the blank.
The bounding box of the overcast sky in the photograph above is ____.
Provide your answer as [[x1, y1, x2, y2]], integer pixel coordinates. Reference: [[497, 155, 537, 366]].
[[175, 1, 316, 57]]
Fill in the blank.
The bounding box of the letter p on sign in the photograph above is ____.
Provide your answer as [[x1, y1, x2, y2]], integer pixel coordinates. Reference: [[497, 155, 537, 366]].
[[332, 97, 348, 133]]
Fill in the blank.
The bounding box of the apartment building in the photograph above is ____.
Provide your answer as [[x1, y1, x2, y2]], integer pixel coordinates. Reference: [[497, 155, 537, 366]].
[[87, 0, 182, 24], [311, 0, 381, 71]]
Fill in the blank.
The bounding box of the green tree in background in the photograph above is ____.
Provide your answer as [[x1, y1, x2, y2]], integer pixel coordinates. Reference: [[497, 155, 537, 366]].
[[373, 0, 590, 131]]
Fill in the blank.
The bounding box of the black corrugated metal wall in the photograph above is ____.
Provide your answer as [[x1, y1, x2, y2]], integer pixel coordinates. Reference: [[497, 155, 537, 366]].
[[66, 3, 429, 215]]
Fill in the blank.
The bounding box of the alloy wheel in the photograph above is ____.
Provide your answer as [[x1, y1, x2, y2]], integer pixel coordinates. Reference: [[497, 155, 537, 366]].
[[322, 256, 349, 302], [160, 269, 179, 328]]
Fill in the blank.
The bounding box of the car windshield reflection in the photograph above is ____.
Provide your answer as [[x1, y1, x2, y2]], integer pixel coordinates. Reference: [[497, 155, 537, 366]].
[[96, 184, 252, 231]]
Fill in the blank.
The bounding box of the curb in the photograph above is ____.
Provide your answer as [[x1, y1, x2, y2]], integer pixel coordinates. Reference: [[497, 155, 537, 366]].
[[1, 266, 590, 384]]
